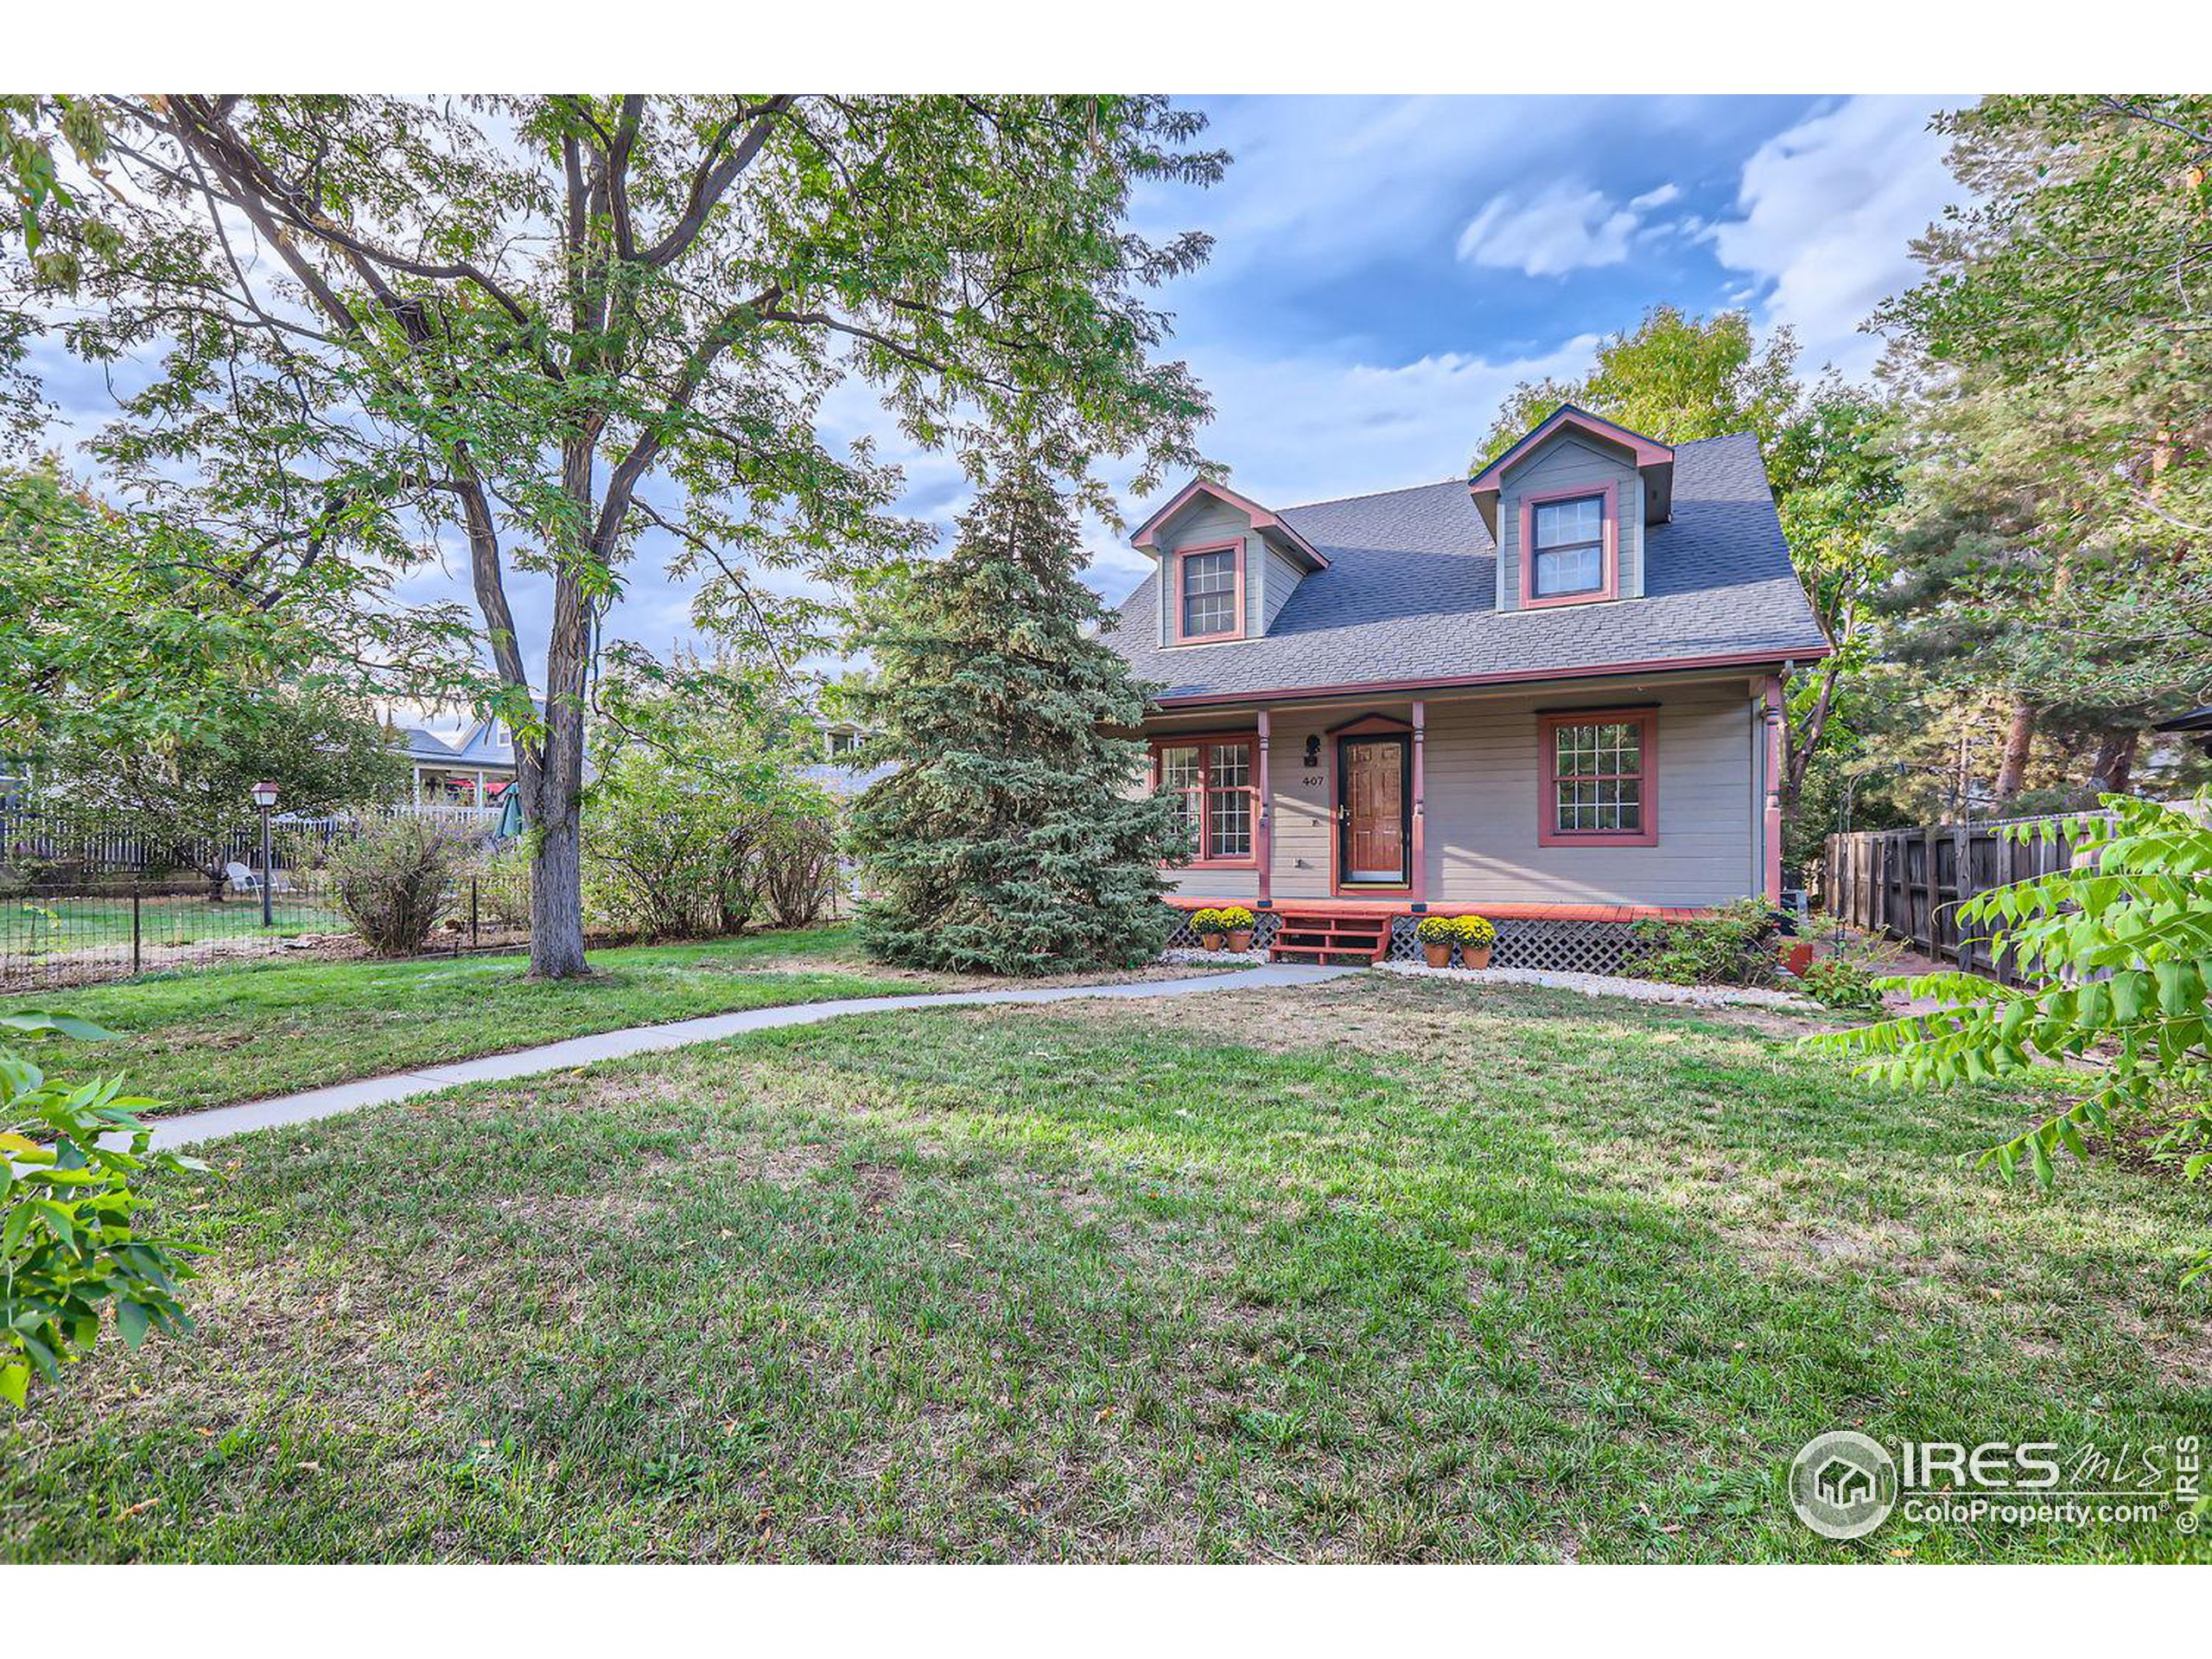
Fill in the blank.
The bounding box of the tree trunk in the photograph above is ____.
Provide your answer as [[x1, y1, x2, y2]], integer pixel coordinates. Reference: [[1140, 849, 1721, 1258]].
[[1993, 696, 2037, 801], [527, 796, 589, 977], [2087, 728, 2139, 798], [524, 567, 596, 978]]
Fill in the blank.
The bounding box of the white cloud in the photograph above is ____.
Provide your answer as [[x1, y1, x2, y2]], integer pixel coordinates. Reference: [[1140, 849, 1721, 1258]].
[[1456, 183, 1640, 277], [1705, 95, 1962, 377], [1454, 179, 1690, 278]]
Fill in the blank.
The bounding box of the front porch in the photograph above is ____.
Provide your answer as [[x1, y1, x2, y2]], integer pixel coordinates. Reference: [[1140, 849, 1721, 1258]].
[[1147, 671, 1785, 969]]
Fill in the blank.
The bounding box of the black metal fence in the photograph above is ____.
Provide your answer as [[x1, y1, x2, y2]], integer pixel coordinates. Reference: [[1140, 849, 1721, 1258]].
[[0, 865, 537, 991], [1819, 812, 2112, 986]]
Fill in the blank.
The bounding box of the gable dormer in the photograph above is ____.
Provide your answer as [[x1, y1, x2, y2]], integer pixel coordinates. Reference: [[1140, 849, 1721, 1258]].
[[1130, 479, 1328, 647], [1469, 404, 1674, 613]]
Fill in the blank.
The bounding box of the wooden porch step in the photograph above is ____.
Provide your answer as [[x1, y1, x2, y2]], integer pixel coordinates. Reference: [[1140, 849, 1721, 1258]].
[[1267, 910, 1393, 965]]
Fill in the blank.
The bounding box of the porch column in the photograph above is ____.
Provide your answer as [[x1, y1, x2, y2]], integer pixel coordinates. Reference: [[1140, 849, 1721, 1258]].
[[1410, 700, 1427, 906], [1255, 709, 1273, 908], [1760, 677, 1785, 904]]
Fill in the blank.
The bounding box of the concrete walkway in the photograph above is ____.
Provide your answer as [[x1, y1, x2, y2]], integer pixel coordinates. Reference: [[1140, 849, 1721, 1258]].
[[146, 963, 1353, 1151]]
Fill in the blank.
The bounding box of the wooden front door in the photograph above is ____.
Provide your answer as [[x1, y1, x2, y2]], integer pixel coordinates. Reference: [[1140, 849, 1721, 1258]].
[[1339, 736, 1408, 886]]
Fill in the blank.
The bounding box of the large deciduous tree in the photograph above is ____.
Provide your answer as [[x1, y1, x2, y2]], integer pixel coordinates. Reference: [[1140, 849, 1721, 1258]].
[[845, 461, 1185, 975], [4, 94, 1223, 976]]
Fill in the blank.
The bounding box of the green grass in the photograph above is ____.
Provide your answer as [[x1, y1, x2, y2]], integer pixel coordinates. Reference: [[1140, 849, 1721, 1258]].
[[0, 925, 918, 1115], [4, 973, 2205, 1562]]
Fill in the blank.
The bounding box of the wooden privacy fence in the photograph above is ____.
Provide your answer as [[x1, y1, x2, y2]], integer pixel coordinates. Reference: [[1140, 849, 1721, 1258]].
[[1820, 812, 2111, 986]]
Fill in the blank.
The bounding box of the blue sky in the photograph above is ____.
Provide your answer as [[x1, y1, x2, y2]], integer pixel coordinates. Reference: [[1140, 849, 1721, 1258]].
[[812, 93, 1963, 621], [27, 93, 1969, 704]]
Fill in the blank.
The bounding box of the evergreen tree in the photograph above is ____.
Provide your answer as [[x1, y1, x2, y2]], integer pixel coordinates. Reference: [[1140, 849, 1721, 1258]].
[[847, 466, 1184, 975]]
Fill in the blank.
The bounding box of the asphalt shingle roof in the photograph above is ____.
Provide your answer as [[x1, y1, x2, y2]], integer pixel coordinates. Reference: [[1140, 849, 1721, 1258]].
[[1103, 431, 1828, 703]]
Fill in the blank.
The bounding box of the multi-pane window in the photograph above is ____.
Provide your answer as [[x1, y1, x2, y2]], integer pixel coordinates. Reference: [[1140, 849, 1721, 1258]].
[[1548, 717, 1648, 836], [1154, 738, 1256, 862], [1531, 493, 1606, 598], [1179, 548, 1239, 639]]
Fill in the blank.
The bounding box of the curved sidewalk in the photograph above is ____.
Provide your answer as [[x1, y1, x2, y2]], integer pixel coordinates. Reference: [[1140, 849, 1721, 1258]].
[[146, 963, 1354, 1151]]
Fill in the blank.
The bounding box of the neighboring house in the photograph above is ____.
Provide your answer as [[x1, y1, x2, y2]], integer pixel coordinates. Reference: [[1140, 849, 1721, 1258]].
[[397, 711, 531, 805], [1103, 403, 1830, 966], [798, 721, 893, 798]]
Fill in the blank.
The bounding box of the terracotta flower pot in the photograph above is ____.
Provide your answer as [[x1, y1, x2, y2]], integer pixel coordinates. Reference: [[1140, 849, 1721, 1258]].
[[1227, 928, 1254, 952], [1423, 941, 1453, 969], [1461, 945, 1493, 970], [1200, 931, 1226, 952], [1782, 941, 1815, 976]]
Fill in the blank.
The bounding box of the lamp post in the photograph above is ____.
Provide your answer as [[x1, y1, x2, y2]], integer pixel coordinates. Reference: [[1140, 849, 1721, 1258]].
[[251, 779, 279, 929]]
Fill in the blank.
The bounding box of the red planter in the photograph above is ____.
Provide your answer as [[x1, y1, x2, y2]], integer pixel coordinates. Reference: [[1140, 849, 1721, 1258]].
[[1227, 929, 1254, 952], [1782, 941, 1815, 977]]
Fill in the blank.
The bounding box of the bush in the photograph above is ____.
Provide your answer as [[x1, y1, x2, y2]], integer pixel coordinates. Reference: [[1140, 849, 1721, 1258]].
[[1796, 937, 1900, 1014], [582, 750, 842, 940], [1414, 914, 1459, 944], [1452, 914, 1497, 948], [1628, 897, 1780, 986], [322, 815, 475, 956], [758, 806, 841, 931], [1191, 906, 1253, 936], [2, 1012, 205, 1408]]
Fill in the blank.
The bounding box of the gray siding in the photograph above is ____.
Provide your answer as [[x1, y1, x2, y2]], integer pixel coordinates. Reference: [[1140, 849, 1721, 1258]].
[[1495, 434, 1643, 612], [1162, 687, 1758, 907], [1150, 497, 1264, 644], [1261, 543, 1305, 633], [1418, 687, 1751, 906]]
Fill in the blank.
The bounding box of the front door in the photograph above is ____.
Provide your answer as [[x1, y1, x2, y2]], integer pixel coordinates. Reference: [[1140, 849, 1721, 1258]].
[[1339, 735, 1408, 887]]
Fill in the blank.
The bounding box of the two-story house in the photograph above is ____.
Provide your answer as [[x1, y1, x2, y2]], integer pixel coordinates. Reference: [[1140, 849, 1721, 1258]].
[[1103, 404, 1830, 968]]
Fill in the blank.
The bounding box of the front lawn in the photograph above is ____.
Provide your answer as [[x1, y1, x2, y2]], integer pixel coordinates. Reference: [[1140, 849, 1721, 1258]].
[[0, 926, 918, 1115], [4, 974, 2204, 1562]]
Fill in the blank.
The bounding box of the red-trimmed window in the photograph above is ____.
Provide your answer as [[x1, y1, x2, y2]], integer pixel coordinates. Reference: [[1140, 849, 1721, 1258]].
[[1539, 709, 1657, 847], [1154, 737, 1256, 864], [1518, 482, 1618, 608], [1173, 541, 1244, 642]]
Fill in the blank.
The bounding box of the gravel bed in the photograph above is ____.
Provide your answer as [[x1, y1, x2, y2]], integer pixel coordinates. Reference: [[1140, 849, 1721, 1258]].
[[1376, 958, 1818, 1011], [1160, 947, 1268, 967]]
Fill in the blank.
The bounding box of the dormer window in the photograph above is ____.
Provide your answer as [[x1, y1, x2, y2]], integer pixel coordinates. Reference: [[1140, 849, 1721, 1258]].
[[1532, 495, 1605, 597], [1518, 481, 1619, 608], [1174, 542, 1244, 643]]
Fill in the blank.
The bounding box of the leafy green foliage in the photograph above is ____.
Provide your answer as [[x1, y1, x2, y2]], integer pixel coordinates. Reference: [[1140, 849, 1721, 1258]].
[[849, 464, 1184, 975], [1797, 954, 1889, 1016], [321, 816, 476, 957], [1814, 797, 2212, 1276], [1872, 98, 2212, 801], [1, 1011, 203, 1408], [7, 94, 1228, 976], [1628, 899, 1780, 987]]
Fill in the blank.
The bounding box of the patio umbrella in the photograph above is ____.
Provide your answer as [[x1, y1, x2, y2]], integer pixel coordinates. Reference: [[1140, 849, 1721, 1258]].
[[493, 786, 524, 842]]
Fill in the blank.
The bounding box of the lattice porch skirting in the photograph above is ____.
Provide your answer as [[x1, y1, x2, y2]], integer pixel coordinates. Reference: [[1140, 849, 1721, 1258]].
[[1163, 906, 1638, 975], [1383, 915, 1639, 976]]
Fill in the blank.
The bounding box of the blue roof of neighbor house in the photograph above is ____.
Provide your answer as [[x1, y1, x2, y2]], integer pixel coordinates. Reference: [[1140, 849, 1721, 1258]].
[[1104, 431, 1828, 704], [395, 726, 458, 762]]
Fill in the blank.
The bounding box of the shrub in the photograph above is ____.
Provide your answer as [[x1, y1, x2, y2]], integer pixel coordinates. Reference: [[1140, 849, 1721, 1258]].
[[582, 752, 763, 938], [1452, 914, 1497, 948], [1414, 914, 1459, 944], [2, 1011, 205, 1408], [757, 805, 841, 931], [322, 815, 475, 956], [473, 841, 534, 931], [1628, 897, 1780, 986], [1213, 906, 1255, 931], [1796, 938, 1900, 1014]]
